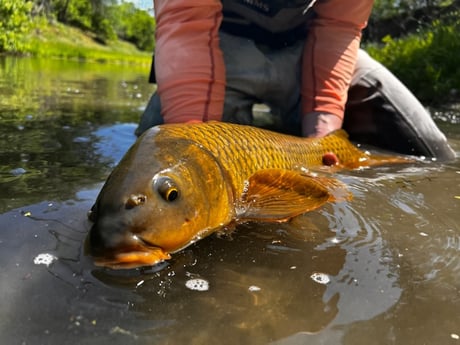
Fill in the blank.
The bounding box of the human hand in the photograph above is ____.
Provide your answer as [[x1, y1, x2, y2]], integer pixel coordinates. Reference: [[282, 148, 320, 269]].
[[185, 119, 204, 124], [302, 111, 343, 137]]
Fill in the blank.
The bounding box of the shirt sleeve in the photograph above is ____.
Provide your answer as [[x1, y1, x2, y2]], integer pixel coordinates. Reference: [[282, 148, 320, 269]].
[[154, 0, 225, 123], [301, 0, 374, 119]]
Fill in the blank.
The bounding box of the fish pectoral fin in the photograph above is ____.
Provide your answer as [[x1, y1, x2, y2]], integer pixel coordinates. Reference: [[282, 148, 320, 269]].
[[237, 169, 351, 221]]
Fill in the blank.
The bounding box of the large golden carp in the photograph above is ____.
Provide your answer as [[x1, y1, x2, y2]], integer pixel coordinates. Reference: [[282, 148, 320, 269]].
[[87, 122, 409, 269]]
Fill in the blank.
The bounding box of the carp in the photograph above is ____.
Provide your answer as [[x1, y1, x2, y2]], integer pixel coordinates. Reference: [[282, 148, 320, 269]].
[[87, 122, 409, 269]]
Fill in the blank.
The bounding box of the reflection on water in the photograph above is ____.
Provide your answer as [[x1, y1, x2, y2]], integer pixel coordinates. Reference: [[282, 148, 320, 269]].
[[0, 56, 152, 212], [0, 57, 459, 344]]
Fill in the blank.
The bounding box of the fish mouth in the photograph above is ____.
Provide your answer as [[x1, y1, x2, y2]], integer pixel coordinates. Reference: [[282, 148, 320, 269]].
[[89, 235, 172, 270]]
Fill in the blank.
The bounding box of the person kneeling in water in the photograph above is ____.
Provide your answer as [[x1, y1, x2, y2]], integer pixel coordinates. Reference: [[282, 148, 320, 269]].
[[137, 0, 455, 161]]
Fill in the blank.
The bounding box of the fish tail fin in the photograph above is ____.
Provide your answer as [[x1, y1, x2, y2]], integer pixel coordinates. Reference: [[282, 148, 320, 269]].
[[355, 152, 415, 169]]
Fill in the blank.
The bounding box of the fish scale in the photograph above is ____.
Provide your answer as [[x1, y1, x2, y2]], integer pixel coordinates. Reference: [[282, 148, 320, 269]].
[[155, 121, 368, 193]]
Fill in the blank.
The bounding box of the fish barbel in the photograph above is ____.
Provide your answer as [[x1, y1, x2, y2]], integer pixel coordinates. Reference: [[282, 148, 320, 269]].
[[87, 122, 410, 269]]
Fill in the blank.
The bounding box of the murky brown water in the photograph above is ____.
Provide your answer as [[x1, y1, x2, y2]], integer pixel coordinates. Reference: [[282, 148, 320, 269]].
[[0, 56, 459, 345]]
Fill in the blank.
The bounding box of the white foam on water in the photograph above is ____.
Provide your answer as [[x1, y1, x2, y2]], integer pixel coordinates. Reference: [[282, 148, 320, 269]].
[[33, 253, 57, 267], [185, 278, 209, 292], [310, 272, 331, 285]]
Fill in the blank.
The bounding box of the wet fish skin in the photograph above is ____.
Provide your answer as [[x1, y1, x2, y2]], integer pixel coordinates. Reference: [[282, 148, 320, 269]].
[[87, 122, 410, 269]]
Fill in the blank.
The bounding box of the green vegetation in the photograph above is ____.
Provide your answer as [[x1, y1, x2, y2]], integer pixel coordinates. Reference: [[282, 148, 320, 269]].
[[26, 17, 151, 65], [0, 0, 154, 65], [0, 0, 33, 52], [365, 0, 460, 105], [366, 17, 460, 105]]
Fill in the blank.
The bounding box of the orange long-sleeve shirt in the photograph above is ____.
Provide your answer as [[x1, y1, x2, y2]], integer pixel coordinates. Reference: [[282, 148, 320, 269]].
[[302, 0, 373, 118], [153, 0, 373, 124]]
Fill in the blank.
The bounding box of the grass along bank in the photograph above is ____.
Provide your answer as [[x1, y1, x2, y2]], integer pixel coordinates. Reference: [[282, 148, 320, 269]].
[[22, 18, 152, 66]]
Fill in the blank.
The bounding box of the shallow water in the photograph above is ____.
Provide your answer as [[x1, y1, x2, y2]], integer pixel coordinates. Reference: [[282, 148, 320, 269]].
[[0, 57, 459, 345]]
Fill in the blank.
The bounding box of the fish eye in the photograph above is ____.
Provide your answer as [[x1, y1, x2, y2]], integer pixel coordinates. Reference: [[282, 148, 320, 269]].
[[154, 176, 180, 202]]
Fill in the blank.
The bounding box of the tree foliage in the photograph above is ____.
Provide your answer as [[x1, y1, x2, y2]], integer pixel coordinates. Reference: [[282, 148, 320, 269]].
[[365, 0, 458, 41], [372, 0, 456, 19], [45, 0, 154, 46], [0, 0, 155, 53], [367, 15, 460, 104], [110, 2, 155, 51], [0, 0, 33, 52]]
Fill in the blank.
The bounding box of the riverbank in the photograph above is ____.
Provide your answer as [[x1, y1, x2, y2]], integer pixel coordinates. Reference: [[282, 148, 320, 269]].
[[19, 19, 151, 66], [5, 14, 459, 105]]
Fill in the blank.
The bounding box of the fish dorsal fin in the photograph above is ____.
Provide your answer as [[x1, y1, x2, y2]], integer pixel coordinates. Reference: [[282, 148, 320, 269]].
[[237, 169, 351, 222], [327, 129, 349, 139]]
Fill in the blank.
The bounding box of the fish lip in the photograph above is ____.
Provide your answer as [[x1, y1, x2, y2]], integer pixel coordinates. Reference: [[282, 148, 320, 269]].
[[91, 235, 171, 270]]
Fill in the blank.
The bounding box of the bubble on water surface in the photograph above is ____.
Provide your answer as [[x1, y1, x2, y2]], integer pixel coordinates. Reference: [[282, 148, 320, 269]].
[[10, 168, 26, 176], [33, 253, 57, 267], [310, 272, 331, 285], [185, 278, 209, 291], [73, 137, 91, 143], [248, 285, 261, 292]]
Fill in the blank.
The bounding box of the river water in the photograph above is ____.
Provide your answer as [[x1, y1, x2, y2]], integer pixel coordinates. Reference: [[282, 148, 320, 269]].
[[0, 56, 459, 345]]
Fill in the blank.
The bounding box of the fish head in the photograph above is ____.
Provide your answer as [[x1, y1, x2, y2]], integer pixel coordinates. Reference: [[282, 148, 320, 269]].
[[87, 127, 234, 269]]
